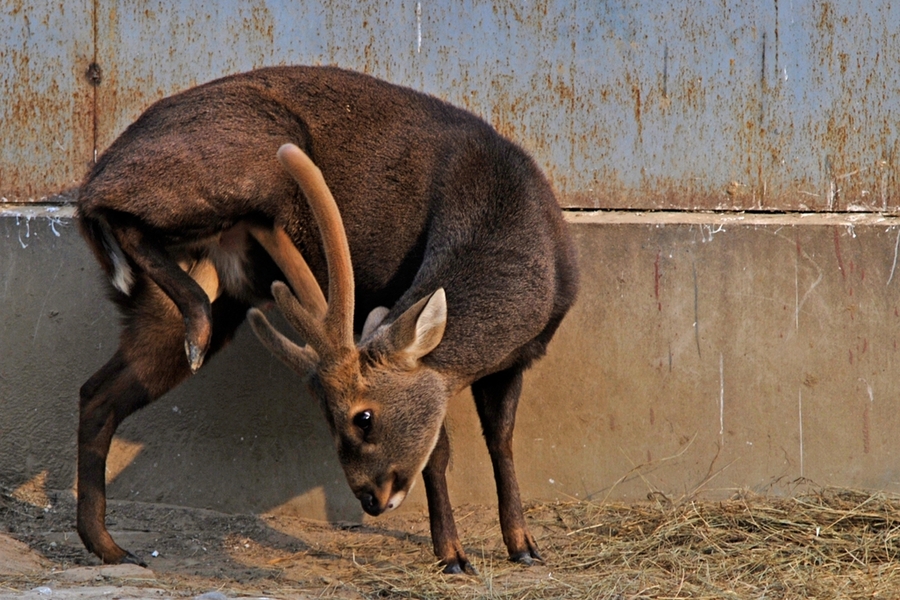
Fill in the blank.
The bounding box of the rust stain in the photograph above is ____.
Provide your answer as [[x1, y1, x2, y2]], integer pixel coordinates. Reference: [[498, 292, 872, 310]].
[[862, 402, 870, 454], [654, 249, 662, 311], [1, 4, 93, 200]]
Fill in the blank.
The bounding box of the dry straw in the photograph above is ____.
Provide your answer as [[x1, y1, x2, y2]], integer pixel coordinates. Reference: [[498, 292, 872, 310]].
[[328, 488, 900, 599], [5, 486, 900, 599]]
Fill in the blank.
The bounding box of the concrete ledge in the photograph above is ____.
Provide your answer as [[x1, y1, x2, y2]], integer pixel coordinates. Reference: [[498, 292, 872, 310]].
[[3, 209, 900, 524], [566, 209, 900, 227]]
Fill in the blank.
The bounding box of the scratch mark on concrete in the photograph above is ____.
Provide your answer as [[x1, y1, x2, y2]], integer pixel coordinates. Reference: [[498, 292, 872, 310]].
[[798, 273, 823, 329], [693, 260, 701, 358], [888, 228, 900, 286], [794, 238, 800, 329], [787, 233, 823, 330], [833, 228, 846, 280], [719, 352, 725, 445], [32, 258, 64, 346], [860, 377, 874, 454]]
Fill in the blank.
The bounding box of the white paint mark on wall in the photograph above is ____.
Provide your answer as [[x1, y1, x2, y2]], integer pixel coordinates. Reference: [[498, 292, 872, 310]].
[[692, 260, 701, 357], [416, 2, 422, 54], [860, 378, 874, 404], [15, 215, 31, 249], [794, 254, 799, 329], [48, 217, 63, 237], [700, 223, 725, 243], [5, 206, 71, 248]]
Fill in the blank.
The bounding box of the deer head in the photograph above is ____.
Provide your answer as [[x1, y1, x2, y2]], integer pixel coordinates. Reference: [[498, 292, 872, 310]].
[[248, 144, 450, 516]]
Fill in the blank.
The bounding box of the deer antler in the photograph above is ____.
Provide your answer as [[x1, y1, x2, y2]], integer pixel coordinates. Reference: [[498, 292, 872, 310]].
[[248, 144, 356, 370], [248, 226, 327, 320]]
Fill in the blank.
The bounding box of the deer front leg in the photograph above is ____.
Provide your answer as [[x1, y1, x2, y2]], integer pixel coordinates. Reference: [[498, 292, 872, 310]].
[[421, 424, 475, 574], [472, 368, 542, 565]]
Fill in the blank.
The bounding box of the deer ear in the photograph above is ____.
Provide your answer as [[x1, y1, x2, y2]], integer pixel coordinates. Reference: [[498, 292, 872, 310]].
[[384, 288, 447, 366], [361, 306, 390, 340]]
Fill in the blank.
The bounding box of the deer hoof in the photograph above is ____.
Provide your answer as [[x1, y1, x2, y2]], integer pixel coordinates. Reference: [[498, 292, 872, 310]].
[[509, 549, 543, 566], [442, 562, 464, 575], [120, 551, 148, 568], [185, 340, 205, 373], [442, 558, 477, 576]]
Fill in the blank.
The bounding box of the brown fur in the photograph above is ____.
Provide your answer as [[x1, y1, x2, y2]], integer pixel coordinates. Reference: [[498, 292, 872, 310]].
[[76, 66, 578, 573]]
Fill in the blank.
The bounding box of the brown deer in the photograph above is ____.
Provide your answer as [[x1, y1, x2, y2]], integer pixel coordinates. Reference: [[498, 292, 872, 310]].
[[76, 66, 578, 574]]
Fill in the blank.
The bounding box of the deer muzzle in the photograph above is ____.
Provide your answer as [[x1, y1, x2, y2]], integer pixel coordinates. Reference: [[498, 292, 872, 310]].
[[356, 473, 409, 516]]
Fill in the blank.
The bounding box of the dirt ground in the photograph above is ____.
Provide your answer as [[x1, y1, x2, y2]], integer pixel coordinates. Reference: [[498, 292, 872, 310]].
[[5, 484, 900, 599], [0, 487, 576, 599]]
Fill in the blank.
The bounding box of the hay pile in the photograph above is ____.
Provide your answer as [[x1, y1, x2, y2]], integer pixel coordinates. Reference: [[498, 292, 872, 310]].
[[342, 488, 900, 599]]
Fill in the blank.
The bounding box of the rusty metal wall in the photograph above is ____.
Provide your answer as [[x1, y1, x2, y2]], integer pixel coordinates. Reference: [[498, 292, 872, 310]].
[[2, 1, 899, 210], [0, 0, 93, 201]]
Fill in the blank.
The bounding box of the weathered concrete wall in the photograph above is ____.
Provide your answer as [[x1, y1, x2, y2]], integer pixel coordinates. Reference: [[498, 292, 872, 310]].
[[4, 209, 900, 522]]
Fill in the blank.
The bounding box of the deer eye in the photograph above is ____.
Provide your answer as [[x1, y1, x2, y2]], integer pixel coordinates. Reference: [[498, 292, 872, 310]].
[[352, 410, 374, 437]]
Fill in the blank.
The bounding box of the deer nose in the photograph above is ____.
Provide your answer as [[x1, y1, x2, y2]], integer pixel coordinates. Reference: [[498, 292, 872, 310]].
[[358, 492, 385, 516]]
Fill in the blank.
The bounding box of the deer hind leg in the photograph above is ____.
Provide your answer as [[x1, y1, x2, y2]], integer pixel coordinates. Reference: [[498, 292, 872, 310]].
[[421, 424, 475, 574], [77, 282, 248, 564], [472, 367, 542, 566], [77, 349, 150, 565], [108, 216, 214, 373]]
